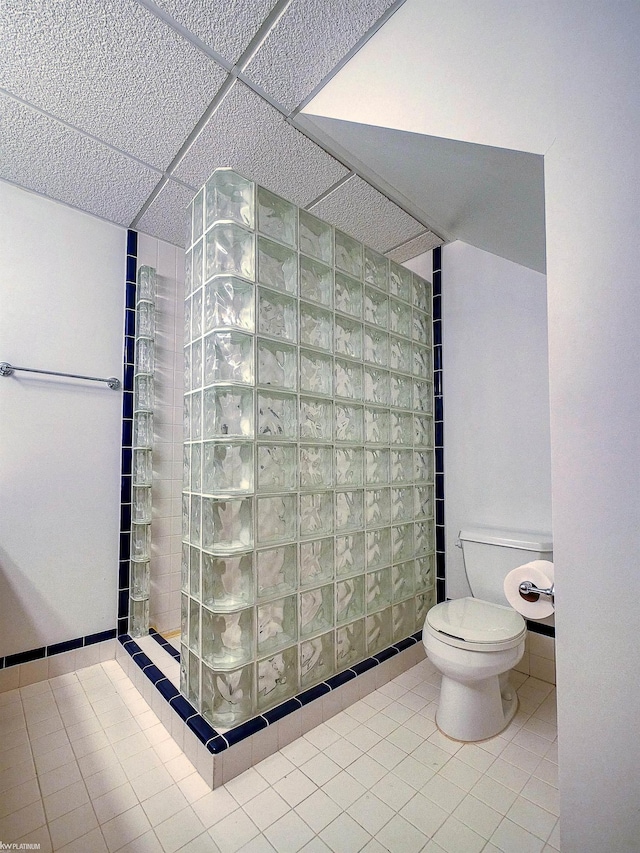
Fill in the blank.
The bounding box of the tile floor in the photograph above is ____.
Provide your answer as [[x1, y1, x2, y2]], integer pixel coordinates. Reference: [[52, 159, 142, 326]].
[[0, 655, 560, 853]]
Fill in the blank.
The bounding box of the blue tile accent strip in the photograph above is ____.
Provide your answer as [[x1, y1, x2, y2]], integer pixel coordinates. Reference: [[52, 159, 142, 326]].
[[526, 620, 556, 637], [432, 246, 445, 603], [1, 627, 118, 671], [149, 628, 181, 661]]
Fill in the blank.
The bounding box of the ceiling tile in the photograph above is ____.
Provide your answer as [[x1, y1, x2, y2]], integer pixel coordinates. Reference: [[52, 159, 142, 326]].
[[151, 0, 278, 64], [136, 179, 196, 247], [385, 231, 444, 263], [308, 175, 425, 254], [0, 94, 161, 225], [0, 0, 227, 169], [243, 0, 399, 110], [172, 81, 348, 206]]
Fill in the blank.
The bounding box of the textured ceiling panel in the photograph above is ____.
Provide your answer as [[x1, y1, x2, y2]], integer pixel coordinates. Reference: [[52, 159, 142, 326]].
[[0, 94, 161, 225], [136, 179, 197, 247], [151, 0, 278, 64], [308, 175, 425, 254], [173, 81, 348, 205], [0, 0, 226, 169], [385, 231, 444, 263], [244, 0, 399, 110]]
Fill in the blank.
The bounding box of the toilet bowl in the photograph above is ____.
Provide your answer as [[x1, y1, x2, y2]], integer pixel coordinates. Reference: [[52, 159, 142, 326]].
[[422, 597, 526, 741]]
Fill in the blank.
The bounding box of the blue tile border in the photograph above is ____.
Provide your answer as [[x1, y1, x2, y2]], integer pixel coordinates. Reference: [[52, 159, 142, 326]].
[[0, 628, 118, 671], [432, 246, 445, 604]]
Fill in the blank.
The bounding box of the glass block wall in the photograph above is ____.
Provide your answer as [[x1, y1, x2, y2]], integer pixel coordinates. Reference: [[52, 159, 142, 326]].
[[182, 168, 435, 727]]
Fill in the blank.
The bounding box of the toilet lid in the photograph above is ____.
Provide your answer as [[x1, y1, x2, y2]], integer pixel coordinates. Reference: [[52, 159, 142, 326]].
[[427, 597, 525, 644]]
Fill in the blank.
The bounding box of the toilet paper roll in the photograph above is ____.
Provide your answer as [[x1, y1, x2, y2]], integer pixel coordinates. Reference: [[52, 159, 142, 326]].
[[504, 560, 555, 619]]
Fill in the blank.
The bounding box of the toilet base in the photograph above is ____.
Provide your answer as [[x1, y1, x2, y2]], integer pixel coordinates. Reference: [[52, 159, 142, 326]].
[[435, 672, 519, 742]]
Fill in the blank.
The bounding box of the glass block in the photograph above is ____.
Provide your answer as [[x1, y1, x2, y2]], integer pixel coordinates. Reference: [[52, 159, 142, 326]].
[[191, 287, 203, 340], [415, 590, 433, 629], [203, 662, 253, 727], [183, 345, 191, 393], [389, 298, 412, 338], [134, 374, 154, 412], [364, 327, 388, 367], [300, 302, 332, 351], [335, 362, 366, 408], [201, 497, 253, 554], [336, 619, 366, 668], [366, 568, 392, 614], [258, 287, 297, 342], [300, 631, 334, 689], [257, 390, 297, 439], [335, 229, 363, 279], [415, 554, 435, 591], [389, 335, 412, 375], [257, 595, 297, 654], [300, 585, 333, 637], [136, 299, 155, 339], [203, 442, 253, 495], [414, 450, 433, 483], [415, 520, 434, 556], [366, 526, 391, 570], [364, 367, 390, 406], [190, 545, 201, 599], [192, 187, 204, 241], [334, 315, 363, 360], [257, 185, 297, 247], [257, 444, 297, 492], [191, 338, 203, 390], [203, 386, 254, 439], [182, 494, 190, 542], [334, 271, 363, 318], [300, 396, 333, 442], [205, 168, 254, 230], [206, 223, 255, 282], [365, 407, 389, 444], [132, 485, 152, 523], [184, 297, 192, 345], [335, 447, 363, 487], [129, 597, 149, 638], [392, 523, 414, 563], [204, 276, 255, 333], [299, 538, 334, 588], [412, 310, 432, 346], [204, 331, 253, 386], [364, 286, 388, 328], [414, 380, 433, 414], [257, 338, 297, 391], [414, 485, 434, 519], [257, 545, 297, 599], [258, 237, 297, 294], [389, 261, 412, 301], [335, 489, 364, 532], [393, 598, 416, 641], [193, 239, 203, 293], [412, 344, 431, 378], [365, 487, 391, 528], [188, 441, 200, 493], [391, 487, 414, 523], [202, 607, 254, 669], [336, 576, 365, 625], [366, 606, 392, 653], [412, 274, 431, 312], [390, 449, 412, 485], [256, 495, 297, 545], [390, 374, 412, 410], [258, 646, 297, 710], [392, 561, 415, 602], [391, 411, 414, 446], [299, 445, 333, 489], [133, 411, 153, 449], [335, 532, 365, 577], [335, 403, 364, 443], [300, 492, 333, 539], [135, 337, 154, 376], [190, 495, 202, 546], [414, 415, 433, 447], [300, 349, 333, 396], [188, 650, 199, 708], [185, 247, 193, 294], [299, 209, 333, 265], [364, 247, 388, 291], [130, 559, 150, 600], [202, 551, 254, 611], [133, 448, 152, 486], [137, 265, 156, 301], [300, 256, 333, 307], [365, 448, 389, 484], [189, 598, 200, 653]]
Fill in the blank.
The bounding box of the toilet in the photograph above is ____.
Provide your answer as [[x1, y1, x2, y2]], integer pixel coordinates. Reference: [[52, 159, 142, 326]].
[[423, 527, 553, 742]]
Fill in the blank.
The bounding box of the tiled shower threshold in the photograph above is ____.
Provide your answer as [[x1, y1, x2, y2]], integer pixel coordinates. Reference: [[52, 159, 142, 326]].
[[117, 629, 426, 789]]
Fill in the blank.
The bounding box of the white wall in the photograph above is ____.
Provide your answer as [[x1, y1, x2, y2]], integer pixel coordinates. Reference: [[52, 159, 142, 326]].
[[441, 241, 551, 599], [0, 181, 125, 656]]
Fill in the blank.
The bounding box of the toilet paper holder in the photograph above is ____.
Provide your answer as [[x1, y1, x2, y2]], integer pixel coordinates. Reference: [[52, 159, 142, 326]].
[[519, 581, 555, 602]]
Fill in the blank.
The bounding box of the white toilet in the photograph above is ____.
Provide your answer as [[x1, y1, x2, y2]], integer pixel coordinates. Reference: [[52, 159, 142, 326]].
[[422, 527, 553, 742]]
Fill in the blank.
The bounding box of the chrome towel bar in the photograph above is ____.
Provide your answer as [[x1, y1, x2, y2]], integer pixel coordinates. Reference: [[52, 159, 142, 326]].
[[0, 362, 121, 390]]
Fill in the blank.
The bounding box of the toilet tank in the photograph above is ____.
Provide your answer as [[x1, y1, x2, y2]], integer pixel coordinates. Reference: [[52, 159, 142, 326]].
[[459, 527, 553, 606]]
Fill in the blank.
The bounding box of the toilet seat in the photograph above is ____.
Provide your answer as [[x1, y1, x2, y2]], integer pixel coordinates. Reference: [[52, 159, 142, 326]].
[[426, 597, 526, 652]]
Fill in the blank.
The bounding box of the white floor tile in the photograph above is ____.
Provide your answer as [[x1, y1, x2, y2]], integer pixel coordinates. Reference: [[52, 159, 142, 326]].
[[452, 794, 502, 839], [347, 791, 395, 835], [432, 814, 486, 853], [376, 813, 430, 853], [319, 812, 372, 853], [295, 788, 343, 833], [369, 773, 416, 812], [263, 811, 314, 853], [399, 791, 448, 838], [490, 816, 546, 853], [154, 805, 206, 853], [272, 767, 318, 807], [209, 808, 260, 853], [300, 752, 341, 786], [322, 770, 367, 809], [506, 795, 557, 841], [242, 787, 290, 831]]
